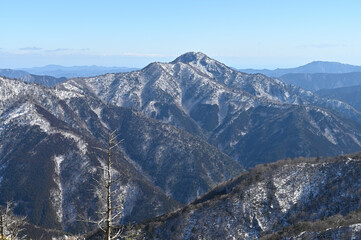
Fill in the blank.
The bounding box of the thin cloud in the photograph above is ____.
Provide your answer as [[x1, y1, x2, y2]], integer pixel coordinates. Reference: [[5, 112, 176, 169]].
[[121, 52, 170, 57], [45, 48, 90, 53], [19, 46, 42, 51], [47, 48, 72, 52], [296, 43, 346, 49]]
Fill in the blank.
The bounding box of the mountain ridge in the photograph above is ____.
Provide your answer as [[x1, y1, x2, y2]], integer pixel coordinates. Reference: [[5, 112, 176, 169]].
[[19, 65, 139, 78], [0, 68, 67, 86], [316, 84, 361, 112], [280, 72, 361, 91]]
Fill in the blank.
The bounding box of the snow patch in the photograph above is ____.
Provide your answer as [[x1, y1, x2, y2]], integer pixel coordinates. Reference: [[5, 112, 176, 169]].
[[273, 167, 308, 213], [143, 101, 160, 116], [51, 155, 65, 223], [347, 133, 361, 147], [323, 127, 337, 145], [346, 157, 361, 164], [61, 81, 85, 95], [59, 132, 88, 154], [54, 88, 83, 100], [90, 106, 108, 129], [351, 223, 361, 231], [351, 223, 361, 240], [308, 114, 337, 145], [1, 102, 51, 132]]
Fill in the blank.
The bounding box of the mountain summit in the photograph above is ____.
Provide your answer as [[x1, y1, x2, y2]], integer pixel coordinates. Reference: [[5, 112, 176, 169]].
[[171, 52, 211, 64]]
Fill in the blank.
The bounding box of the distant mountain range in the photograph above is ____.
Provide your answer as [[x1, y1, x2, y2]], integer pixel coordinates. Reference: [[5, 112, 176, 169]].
[[0, 69, 66, 87], [240, 61, 361, 77], [0, 65, 139, 86], [19, 65, 139, 78], [240, 61, 361, 92], [3, 61, 361, 92]]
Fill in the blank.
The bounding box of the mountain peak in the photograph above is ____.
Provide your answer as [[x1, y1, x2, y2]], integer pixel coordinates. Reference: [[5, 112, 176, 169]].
[[171, 52, 210, 64], [305, 60, 347, 67]]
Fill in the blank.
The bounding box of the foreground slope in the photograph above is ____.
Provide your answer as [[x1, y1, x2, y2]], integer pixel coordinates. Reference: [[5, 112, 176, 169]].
[[118, 153, 361, 240], [261, 210, 361, 240]]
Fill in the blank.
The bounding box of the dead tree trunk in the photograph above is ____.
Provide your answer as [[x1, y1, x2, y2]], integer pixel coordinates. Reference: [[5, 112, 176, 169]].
[[105, 132, 113, 240], [0, 214, 5, 237], [88, 130, 127, 240]]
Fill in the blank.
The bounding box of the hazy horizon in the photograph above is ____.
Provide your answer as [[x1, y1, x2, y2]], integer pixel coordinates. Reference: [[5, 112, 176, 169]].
[[8, 57, 361, 72]]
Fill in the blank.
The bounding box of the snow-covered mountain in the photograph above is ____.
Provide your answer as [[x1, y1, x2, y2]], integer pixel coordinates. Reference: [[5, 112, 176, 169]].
[[0, 76, 242, 232], [58, 52, 361, 167], [2, 52, 361, 237]]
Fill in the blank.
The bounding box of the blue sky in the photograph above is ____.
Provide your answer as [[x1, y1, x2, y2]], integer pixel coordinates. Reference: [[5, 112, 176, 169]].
[[1, 0, 361, 69]]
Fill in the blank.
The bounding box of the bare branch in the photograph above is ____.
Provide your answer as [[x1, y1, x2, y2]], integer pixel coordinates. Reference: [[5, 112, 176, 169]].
[[110, 204, 124, 211], [111, 226, 125, 239], [109, 175, 123, 184], [92, 146, 107, 152], [81, 131, 129, 240], [0, 201, 27, 239]]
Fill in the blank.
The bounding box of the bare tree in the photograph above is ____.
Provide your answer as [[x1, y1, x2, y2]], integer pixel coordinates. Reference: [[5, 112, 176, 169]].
[[0, 201, 27, 240], [83, 130, 129, 240]]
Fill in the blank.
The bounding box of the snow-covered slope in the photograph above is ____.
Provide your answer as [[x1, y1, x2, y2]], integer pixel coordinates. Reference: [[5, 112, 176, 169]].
[[0, 77, 179, 232], [121, 154, 361, 240], [0, 76, 242, 232]]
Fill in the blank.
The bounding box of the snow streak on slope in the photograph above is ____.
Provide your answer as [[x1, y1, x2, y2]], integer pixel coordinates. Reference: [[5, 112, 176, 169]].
[[51, 155, 65, 223], [1, 102, 51, 132]]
